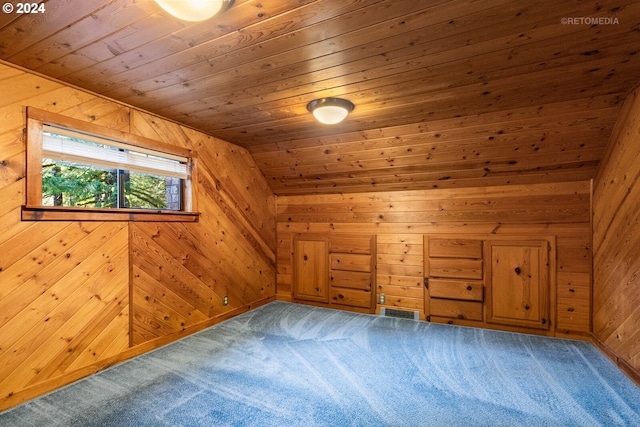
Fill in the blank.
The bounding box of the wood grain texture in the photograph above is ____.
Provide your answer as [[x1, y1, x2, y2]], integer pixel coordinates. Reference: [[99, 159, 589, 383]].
[[485, 240, 550, 330], [128, 111, 277, 345], [290, 233, 376, 313], [0, 0, 638, 400], [0, 65, 132, 407], [293, 236, 330, 304], [277, 181, 591, 333], [0, 1, 638, 194], [377, 233, 425, 315], [428, 279, 483, 302], [592, 86, 640, 381], [0, 63, 276, 409], [428, 258, 483, 280]]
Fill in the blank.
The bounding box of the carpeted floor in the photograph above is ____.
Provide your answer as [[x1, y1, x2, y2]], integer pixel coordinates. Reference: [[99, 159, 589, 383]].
[[1, 301, 640, 426]]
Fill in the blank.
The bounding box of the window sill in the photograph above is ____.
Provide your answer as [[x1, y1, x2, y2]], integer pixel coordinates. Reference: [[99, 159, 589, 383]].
[[21, 206, 200, 222]]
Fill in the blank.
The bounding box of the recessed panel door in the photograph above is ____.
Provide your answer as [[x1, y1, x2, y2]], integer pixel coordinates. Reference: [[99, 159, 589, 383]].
[[293, 236, 329, 303], [486, 240, 549, 330]]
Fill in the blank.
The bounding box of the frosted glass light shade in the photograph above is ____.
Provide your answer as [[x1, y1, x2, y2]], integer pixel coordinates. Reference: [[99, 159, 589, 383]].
[[307, 98, 355, 125], [154, 0, 231, 22]]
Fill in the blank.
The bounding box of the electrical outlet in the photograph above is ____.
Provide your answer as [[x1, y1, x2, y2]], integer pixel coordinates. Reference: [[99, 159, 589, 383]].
[[378, 293, 386, 304], [223, 295, 229, 306]]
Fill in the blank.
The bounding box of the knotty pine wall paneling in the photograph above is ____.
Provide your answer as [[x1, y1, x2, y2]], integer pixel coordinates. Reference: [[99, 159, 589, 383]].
[[276, 181, 592, 335], [592, 86, 640, 383], [128, 111, 276, 345], [376, 234, 424, 316], [0, 63, 131, 410], [0, 62, 276, 410]]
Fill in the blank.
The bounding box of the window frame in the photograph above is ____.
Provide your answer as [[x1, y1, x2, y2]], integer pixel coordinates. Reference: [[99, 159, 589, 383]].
[[23, 107, 199, 222]]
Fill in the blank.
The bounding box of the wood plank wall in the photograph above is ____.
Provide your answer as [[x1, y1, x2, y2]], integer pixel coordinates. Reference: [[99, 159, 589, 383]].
[[276, 181, 592, 336], [128, 111, 276, 345], [592, 86, 640, 383], [0, 62, 276, 410]]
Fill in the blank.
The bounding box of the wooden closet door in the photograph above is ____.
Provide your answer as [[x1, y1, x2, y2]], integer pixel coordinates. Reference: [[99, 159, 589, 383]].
[[293, 235, 330, 303], [485, 240, 550, 330]]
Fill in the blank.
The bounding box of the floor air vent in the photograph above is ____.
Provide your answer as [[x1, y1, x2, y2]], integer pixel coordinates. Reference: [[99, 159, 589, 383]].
[[380, 307, 420, 320]]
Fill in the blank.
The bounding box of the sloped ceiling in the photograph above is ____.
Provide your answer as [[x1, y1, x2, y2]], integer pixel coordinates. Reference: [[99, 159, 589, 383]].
[[1, 0, 639, 194]]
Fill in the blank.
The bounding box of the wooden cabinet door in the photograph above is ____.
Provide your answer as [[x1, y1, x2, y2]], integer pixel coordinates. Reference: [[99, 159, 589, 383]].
[[486, 240, 550, 330], [293, 235, 329, 303]]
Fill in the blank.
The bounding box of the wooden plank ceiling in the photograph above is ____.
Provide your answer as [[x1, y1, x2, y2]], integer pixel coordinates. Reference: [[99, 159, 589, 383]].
[[1, 0, 639, 195]]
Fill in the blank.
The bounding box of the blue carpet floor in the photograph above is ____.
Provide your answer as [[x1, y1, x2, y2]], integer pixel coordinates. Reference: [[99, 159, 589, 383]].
[[1, 301, 640, 426]]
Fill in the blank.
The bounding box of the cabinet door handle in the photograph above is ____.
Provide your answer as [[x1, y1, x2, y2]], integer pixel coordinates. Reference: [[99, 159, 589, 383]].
[[514, 267, 521, 275], [466, 285, 473, 291]]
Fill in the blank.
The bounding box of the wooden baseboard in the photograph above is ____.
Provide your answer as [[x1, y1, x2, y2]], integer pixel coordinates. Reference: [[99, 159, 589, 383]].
[[275, 292, 293, 302], [554, 329, 593, 341], [0, 296, 275, 412], [593, 337, 640, 387]]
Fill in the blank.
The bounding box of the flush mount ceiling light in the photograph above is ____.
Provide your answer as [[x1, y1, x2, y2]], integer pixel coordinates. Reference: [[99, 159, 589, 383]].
[[154, 0, 233, 22], [306, 97, 355, 125]]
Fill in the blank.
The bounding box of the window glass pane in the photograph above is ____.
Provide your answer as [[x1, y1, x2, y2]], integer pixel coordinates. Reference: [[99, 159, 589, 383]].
[[42, 159, 183, 211], [122, 171, 182, 211], [42, 159, 118, 208]]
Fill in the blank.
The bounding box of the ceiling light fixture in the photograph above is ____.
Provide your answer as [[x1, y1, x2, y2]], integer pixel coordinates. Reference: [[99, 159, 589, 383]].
[[306, 98, 355, 125], [154, 0, 233, 22]]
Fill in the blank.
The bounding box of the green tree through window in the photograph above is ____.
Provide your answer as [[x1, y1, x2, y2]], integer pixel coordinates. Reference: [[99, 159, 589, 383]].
[[42, 160, 179, 210]]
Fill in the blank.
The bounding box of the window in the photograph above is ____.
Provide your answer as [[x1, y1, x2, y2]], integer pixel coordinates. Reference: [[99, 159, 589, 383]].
[[41, 125, 188, 210], [23, 108, 199, 222]]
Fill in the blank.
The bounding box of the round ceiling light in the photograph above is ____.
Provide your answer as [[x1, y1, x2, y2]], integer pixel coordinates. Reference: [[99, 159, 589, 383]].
[[306, 98, 355, 125], [154, 0, 233, 22]]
